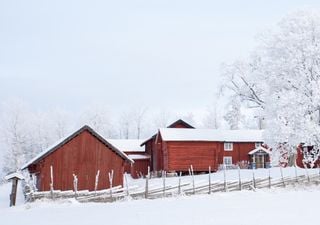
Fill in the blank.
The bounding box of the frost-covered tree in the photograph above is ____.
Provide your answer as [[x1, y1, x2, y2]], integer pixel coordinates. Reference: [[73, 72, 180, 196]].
[[202, 102, 220, 129], [78, 103, 116, 138], [50, 108, 73, 139], [221, 10, 320, 167], [224, 98, 242, 130], [117, 106, 149, 139], [131, 106, 148, 139], [301, 146, 320, 168], [152, 110, 175, 129], [118, 110, 133, 139], [0, 99, 35, 174]]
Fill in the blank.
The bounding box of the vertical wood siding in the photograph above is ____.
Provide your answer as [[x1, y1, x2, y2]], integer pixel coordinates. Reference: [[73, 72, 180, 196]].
[[31, 130, 125, 191]]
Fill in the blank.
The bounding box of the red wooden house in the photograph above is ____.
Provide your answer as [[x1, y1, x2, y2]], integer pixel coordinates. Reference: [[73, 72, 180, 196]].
[[107, 139, 150, 178], [21, 125, 133, 192], [148, 128, 267, 173], [141, 119, 194, 172]]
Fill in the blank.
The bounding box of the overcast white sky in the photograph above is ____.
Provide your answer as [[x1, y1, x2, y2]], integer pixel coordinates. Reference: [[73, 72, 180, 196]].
[[1, 0, 320, 116]]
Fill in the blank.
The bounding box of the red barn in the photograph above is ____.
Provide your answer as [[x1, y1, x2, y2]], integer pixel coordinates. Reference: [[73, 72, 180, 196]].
[[296, 144, 320, 168], [141, 119, 195, 171], [151, 128, 267, 173], [107, 139, 150, 178], [21, 125, 132, 192]]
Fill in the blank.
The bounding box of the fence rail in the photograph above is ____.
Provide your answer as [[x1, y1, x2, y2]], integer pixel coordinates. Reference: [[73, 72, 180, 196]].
[[25, 166, 320, 203]]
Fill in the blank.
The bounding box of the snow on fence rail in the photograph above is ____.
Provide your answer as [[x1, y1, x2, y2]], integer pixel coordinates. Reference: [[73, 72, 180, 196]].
[[25, 166, 320, 203]]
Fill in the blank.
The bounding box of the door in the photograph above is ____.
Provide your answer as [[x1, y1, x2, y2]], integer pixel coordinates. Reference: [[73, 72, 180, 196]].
[[255, 155, 265, 168]]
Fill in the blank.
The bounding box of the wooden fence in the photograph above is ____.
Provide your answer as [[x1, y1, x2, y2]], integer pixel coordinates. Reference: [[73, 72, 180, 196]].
[[25, 166, 320, 203]]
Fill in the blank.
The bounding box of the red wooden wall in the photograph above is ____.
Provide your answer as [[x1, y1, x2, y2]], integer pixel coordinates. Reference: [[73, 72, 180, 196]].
[[165, 141, 219, 172], [29, 130, 125, 191], [130, 159, 150, 178], [156, 140, 256, 172]]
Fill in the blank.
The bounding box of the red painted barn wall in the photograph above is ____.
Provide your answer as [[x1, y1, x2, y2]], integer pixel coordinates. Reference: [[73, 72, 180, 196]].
[[164, 141, 220, 172], [157, 141, 257, 172], [124, 151, 150, 178], [130, 159, 150, 178], [29, 130, 125, 191]]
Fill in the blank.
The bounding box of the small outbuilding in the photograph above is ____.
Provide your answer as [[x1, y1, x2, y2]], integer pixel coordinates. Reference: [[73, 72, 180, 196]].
[[248, 146, 272, 169], [21, 125, 133, 192], [107, 139, 150, 178]]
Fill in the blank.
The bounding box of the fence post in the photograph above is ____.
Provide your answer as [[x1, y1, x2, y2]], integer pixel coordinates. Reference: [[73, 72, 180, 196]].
[[50, 165, 54, 199], [304, 166, 310, 183], [223, 164, 227, 192], [208, 166, 212, 194], [280, 166, 285, 187], [295, 165, 298, 183], [190, 165, 195, 195], [94, 170, 100, 196], [268, 167, 271, 189], [252, 169, 256, 189], [145, 166, 150, 199], [73, 174, 78, 198], [238, 166, 242, 191], [162, 170, 166, 197], [108, 170, 114, 200], [178, 172, 182, 195], [124, 172, 129, 197]]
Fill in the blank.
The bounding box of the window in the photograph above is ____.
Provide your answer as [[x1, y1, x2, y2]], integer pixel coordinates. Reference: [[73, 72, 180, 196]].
[[223, 156, 232, 165], [255, 142, 262, 148], [224, 142, 233, 151]]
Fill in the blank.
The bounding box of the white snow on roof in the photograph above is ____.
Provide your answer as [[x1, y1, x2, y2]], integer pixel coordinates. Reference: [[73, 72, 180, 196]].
[[128, 154, 150, 160], [159, 128, 264, 142], [21, 125, 134, 170], [5, 172, 25, 180], [248, 146, 272, 155], [107, 139, 145, 152]]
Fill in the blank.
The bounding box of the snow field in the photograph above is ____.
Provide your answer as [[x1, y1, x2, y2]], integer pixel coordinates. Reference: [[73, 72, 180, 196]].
[[1, 167, 319, 225]]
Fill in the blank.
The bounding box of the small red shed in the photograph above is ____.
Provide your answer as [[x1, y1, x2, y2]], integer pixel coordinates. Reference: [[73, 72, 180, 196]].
[[21, 125, 133, 192], [107, 139, 150, 178]]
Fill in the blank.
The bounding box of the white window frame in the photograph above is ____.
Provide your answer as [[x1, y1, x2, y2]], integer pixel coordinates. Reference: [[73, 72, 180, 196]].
[[223, 156, 232, 165], [224, 142, 233, 151], [255, 142, 262, 148]]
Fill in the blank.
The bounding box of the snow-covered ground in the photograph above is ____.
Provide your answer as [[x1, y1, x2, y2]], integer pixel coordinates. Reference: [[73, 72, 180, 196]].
[[1, 167, 319, 225]]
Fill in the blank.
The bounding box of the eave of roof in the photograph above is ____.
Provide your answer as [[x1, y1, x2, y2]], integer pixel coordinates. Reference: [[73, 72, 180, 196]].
[[21, 125, 133, 170], [248, 146, 272, 155], [140, 134, 156, 146]]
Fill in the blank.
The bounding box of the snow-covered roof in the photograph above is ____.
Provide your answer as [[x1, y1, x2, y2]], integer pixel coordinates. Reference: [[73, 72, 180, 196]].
[[5, 172, 25, 180], [158, 128, 264, 142], [21, 125, 133, 170], [128, 154, 150, 160], [248, 146, 272, 155], [106, 139, 145, 152]]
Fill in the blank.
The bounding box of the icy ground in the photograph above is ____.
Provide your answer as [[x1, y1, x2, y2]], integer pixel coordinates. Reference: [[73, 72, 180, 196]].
[[1, 167, 319, 225]]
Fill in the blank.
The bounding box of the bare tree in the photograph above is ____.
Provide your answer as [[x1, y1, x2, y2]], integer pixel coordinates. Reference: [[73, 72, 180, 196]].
[[131, 106, 148, 139]]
